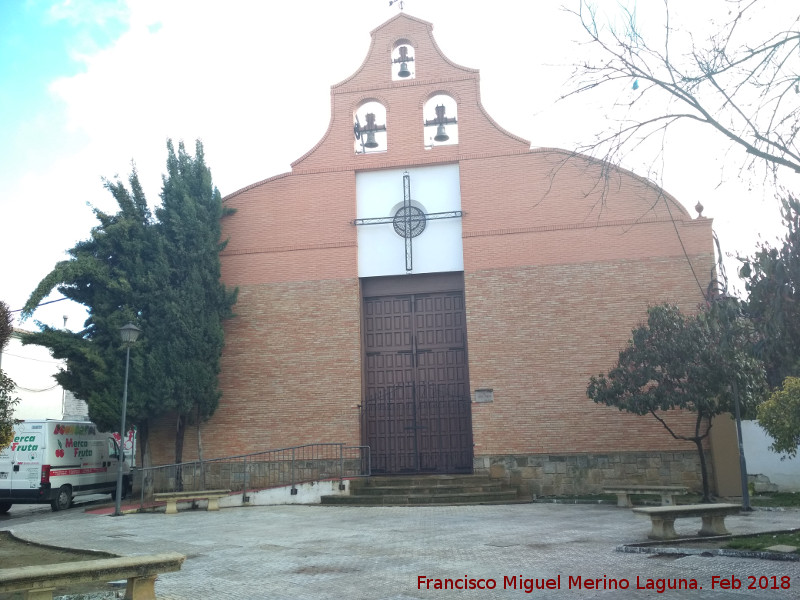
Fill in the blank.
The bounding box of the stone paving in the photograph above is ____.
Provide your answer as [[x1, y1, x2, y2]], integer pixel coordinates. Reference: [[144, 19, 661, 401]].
[[1, 501, 798, 599]]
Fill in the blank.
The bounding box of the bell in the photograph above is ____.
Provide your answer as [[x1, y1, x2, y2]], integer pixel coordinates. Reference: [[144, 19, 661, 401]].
[[364, 131, 379, 148], [434, 124, 449, 142], [398, 62, 411, 78]]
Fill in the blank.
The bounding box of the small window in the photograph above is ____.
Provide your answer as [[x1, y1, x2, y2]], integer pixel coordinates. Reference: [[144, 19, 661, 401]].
[[391, 43, 415, 80], [354, 101, 388, 154], [423, 94, 458, 148]]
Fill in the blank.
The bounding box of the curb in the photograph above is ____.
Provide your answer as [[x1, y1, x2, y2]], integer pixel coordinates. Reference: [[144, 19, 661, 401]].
[[616, 543, 800, 562]]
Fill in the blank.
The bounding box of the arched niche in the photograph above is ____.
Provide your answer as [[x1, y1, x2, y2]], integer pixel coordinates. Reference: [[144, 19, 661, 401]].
[[391, 40, 415, 81], [423, 94, 458, 148], [354, 101, 388, 154]]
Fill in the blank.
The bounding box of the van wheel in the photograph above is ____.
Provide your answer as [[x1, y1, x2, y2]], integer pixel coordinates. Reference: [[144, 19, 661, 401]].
[[51, 485, 72, 511], [0, 502, 11, 514]]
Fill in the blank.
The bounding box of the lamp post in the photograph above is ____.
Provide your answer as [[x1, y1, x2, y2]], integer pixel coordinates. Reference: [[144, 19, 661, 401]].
[[731, 376, 751, 510], [114, 323, 141, 517]]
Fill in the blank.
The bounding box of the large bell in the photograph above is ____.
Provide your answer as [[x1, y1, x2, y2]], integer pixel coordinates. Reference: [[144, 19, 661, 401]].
[[398, 61, 411, 78], [364, 131, 379, 148], [434, 124, 449, 142]]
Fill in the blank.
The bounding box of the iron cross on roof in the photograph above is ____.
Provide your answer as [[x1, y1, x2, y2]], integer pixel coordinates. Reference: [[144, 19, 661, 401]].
[[353, 171, 463, 273]]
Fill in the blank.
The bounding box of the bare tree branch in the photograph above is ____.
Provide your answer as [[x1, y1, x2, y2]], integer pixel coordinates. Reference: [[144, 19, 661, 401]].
[[563, 0, 800, 185]]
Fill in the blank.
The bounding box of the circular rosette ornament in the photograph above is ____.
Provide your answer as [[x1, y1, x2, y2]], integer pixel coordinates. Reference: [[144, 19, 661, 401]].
[[393, 205, 426, 238]]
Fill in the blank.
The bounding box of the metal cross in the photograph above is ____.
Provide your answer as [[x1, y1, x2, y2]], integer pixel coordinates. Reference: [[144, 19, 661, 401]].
[[353, 171, 462, 272]]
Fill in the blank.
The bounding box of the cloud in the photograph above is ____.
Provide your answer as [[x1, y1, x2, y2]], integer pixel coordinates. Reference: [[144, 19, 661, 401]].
[[47, 0, 129, 27]]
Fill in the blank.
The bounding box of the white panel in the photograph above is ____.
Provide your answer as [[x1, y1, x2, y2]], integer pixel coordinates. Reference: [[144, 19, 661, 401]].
[[356, 164, 463, 277], [742, 420, 800, 492]]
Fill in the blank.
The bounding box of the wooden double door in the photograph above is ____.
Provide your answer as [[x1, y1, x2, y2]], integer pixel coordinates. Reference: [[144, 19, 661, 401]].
[[361, 276, 472, 474]]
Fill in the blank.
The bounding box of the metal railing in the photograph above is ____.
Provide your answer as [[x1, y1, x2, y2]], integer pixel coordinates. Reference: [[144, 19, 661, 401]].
[[133, 443, 370, 507]]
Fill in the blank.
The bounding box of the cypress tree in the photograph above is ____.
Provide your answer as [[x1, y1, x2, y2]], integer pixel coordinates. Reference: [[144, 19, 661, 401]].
[[153, 140, 237, 479], [22, 142, 236, 476], [22, 168, 164, 467]]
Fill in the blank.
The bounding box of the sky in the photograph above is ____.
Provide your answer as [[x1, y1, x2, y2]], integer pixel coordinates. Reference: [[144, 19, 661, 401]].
[[0, 0, 795, 334]]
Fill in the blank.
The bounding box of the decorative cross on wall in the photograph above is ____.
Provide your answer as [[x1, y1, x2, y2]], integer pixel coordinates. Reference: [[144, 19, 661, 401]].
[[353, 171, 462, 273]]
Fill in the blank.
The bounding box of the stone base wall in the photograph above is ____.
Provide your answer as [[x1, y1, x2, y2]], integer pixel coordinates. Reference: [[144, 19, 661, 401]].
[[475, 451, 711, 498]]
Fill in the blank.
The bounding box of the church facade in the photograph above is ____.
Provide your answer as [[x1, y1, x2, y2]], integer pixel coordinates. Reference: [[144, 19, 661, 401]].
[[149, 13, 739, 496]]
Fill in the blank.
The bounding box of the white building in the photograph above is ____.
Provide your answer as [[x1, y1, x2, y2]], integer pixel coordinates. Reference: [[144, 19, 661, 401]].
[[742, 420, 800, 492]]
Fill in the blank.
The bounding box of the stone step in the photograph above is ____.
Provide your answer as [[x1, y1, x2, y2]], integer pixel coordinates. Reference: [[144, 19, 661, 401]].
[[351, 475, 504, 489], [321, 489, 522, 506], [352, 483, 508, 496], [322, 474, 527, 506]]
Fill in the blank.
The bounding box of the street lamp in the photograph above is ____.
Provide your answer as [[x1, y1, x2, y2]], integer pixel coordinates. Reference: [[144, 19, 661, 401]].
[[731, 375, 751, 511], [114, 323, 141, 516]]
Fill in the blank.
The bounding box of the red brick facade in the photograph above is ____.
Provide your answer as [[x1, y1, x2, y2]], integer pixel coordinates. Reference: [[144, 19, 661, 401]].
[[148, 14, 728, 494]]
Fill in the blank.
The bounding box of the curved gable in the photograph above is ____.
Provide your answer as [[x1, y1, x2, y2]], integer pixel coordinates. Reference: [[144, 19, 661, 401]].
[[291, 12, 529, 172]]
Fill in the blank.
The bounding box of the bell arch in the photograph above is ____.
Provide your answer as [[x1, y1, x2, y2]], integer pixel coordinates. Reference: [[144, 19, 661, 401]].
[[391, 39, 416, 80], [354, 99, 388, 154], [423, 93, 458, 148]]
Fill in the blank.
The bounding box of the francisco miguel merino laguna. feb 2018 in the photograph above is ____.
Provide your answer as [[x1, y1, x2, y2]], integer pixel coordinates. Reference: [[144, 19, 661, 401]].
[[416, 574, 794, 593]]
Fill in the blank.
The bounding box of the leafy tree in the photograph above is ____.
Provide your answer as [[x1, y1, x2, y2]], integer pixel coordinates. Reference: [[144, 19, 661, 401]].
[[739, 196, 800, 387], [757, 376, 800, 457], [0, 300, 19, 448], [565, 1, 800, 181], [587, 302, 767, 501], [0, 372, 17, 449], [0, 300, 11, 349]]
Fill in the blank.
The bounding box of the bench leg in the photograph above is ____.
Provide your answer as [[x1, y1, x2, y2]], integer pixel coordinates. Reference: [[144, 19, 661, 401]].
[[207, 497, 221, 511], [165, 499, 178, 515], [25, 588, 55, 600], [648, 517, 677, 540], [125, 575, 157, 600], [615, 493, 632, 508], [699, 515, 729, 537]]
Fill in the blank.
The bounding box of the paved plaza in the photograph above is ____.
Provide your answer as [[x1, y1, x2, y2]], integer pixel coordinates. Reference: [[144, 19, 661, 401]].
[[1, 499, 798, 599]]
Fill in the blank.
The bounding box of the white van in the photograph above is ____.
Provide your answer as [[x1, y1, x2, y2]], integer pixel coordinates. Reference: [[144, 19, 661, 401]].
[[0, 420, 131, 513]]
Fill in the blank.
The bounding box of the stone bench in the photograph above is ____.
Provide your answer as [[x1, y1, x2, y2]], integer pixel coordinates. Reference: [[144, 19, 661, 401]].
[[603, 485, 689, 508], [154, 489, 231, 514], [0, 552, 185, 600], [632, 503, 742, 540]]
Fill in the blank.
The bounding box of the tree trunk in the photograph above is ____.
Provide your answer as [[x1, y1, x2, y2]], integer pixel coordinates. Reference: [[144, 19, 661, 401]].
[[196, 406, 205, 489], [175, 413, 186, 492], [693, 413, 714, 503], [137, 419, 153, 500], [694, 437, 712, 503]]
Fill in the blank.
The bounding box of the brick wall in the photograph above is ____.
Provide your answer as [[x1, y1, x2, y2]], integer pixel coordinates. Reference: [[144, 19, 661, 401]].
[[148, 278, 363, 466], [465, 256, 712, 458], [477, 451, 710, 497]]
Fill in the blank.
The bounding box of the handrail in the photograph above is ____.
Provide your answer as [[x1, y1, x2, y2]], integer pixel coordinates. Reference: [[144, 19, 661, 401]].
[[134, 443, 370, 508]]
